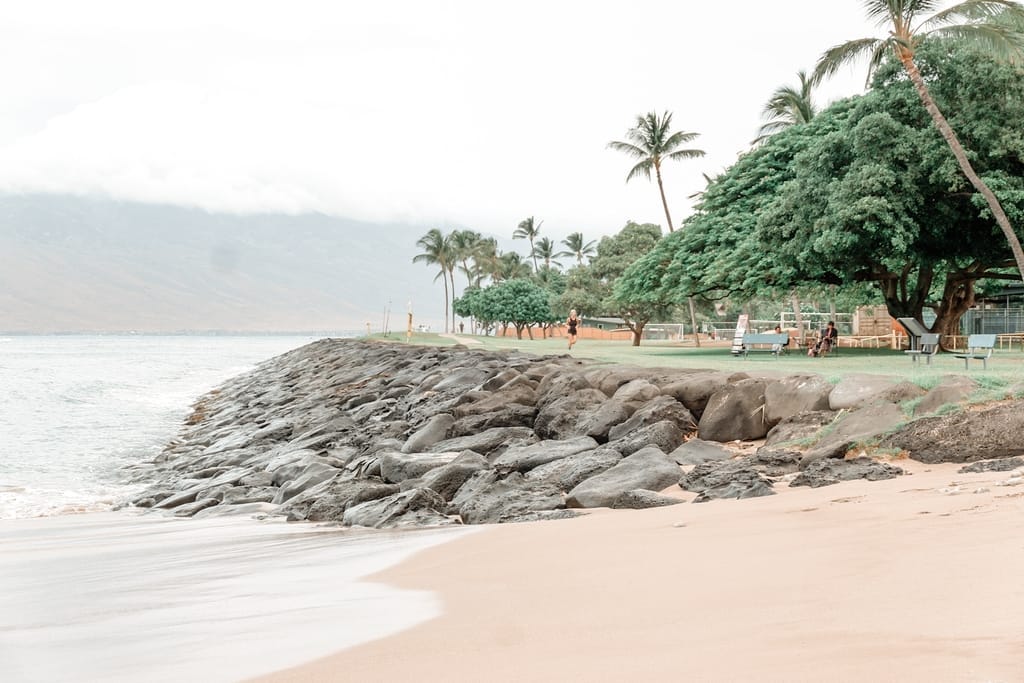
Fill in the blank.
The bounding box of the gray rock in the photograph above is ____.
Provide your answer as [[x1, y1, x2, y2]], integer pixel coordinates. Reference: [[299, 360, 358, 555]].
[[429, 427, 537, 458], [610, 490, 683, 509], [698, 379, 770, 442], [764, 410, 838, 448], [401, 414, 455, 453], [281, 477, 400, 522], [271, 463, 341, 503], [534, 389, 609, 440], [607, 395, 696, 442], [535, 370, 592, 410], [790, 457, 904, 488], [611, 379, 662, 404], [491, 436, 600, 473], [881, 402, 1024, 464], [448, 469, 501, 515], [419, 451, 489, 501], [431, 368, 497, 392], [448, 404, 538, 437], [238, 471, 275, 487], [660, 372, 730, 418], [914, 376, 976, 416], [343, 487, 454, 528], [172, 497, 220, 516], [799, 402, 907, 469], [607, 420, 688, 457], [669, 439, 734, 466], [524, 447, 623, 491], [379, 451, 460, 483], [959, 457, 1024, 473], [192, 502, 278, 518], [679, 460, 776, 502], [748, 449, 802, 477], [829, 375, 901, 410], [763, 375, 832, 427], [453, 383, 538, 417], [457, 473, 565, 524], [574, 399, 634, 442], [566, 446, 681, 508]]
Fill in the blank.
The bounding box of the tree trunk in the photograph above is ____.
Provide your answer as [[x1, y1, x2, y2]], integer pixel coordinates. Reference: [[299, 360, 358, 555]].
[[902, 56, 1024, 282], [631, 322, 645, 346], [527, 325, 535, 340], [442, 273, 450, 334], [654, 161, 674, 233], [930, 274, 976, 348], [514, 323, 523, 340], [686, 296, 701, 347], [791, 292, 804, 342]]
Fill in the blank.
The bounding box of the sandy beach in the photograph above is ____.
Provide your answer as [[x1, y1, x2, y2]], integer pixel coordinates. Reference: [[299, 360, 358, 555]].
[[261, 460, 1024, 682]]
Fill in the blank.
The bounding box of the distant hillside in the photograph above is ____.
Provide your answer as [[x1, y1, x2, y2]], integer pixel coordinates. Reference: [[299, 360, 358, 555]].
[[0, 194, 449, 333]]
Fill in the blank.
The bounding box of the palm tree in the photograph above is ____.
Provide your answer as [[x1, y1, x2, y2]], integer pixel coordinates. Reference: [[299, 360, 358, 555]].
[[607, 111, 705, 233], [609, 110, 705, 345], [470, 237, 500, 287], [532, 237, 561, 270], [557, 232, 597, 265], [752, 70, 817, 145], [814, 0, 1024, 281], [513, 216, 543, 272], [450, 229, 482, 292], [495, 251, 532, 281], [412, 228, 455, 333]]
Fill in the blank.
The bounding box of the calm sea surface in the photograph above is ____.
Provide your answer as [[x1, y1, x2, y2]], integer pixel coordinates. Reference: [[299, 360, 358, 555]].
[[0, 335, 468, 682], [0, 335, 320, 519]]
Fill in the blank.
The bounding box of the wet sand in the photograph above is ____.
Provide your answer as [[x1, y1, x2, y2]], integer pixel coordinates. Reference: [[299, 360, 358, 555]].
[[0, 512, 470, 683], [261, 461, 1024, 682]]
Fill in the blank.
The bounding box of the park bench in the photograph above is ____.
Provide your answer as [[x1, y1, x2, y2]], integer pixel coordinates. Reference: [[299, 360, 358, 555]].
[[740, 332, 790, 358], [905, 333, 940, 365], [953, 334, 996, 369]]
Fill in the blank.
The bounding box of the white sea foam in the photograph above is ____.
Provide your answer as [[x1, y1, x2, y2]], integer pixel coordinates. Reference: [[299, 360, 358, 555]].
[[0, 511, 472, 682]]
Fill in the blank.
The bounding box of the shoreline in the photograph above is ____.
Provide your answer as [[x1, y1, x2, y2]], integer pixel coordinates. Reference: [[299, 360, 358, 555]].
[[0, 510, 471, 683], [259, 459, 1024, 682]]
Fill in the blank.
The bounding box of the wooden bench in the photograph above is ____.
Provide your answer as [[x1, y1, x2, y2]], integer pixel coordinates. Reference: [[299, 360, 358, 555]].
[[740, 333, 790, 358], [905, 333, 940, 365], [954, 334, 996, 369]]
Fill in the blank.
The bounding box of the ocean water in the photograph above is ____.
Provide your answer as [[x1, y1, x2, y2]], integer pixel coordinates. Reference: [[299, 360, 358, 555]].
[[0, 335, 469, 681], [0, 335, 317, 519]]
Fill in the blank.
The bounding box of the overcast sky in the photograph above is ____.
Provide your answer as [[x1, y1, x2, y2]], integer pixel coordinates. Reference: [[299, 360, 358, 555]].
[[0, 1, 882, 242]]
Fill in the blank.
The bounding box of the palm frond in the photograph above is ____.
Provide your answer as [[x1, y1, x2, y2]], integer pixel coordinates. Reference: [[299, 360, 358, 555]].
[[920, 0, 1024, 30], [606, 140, 649, 159], [926, 23, 1024, 61], [625, 159, 654, 183], [813, 37, 888, 84], [664, 148, 706, 161]]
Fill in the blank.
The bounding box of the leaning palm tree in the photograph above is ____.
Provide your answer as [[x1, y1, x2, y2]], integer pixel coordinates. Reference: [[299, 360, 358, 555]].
[[450, 229, 482, 292], [557, 232, 597, 265], [752, 70, 817, 145], [814, 0, 1024, 281], [609, 111, 705, 345], [513, 216, 543, 272], [607, 111, 705, 233], [532, 237, 561, 270], [495, 251, 532, 281], [470, 237, 500, 287], [412, 228, 455, 333]]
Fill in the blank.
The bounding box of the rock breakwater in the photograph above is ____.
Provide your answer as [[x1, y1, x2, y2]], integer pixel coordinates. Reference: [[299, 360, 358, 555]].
[[126, 339, 1024, 528]]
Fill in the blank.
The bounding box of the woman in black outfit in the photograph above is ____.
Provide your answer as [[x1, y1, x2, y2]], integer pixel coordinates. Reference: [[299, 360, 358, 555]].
[[567, 309, 579, 350]]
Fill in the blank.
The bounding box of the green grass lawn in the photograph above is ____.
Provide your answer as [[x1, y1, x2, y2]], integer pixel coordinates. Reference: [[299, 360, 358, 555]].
[[366, 332, 1024, 388]]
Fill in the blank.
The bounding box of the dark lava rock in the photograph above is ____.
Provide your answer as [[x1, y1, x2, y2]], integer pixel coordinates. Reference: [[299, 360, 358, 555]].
[[881, 403, 1024, 464], [959, 457, 1024, 473], [789, 457, 903, 488], [566, 446, 681, 508], [679, 460, 776, 502], [610, 490, 683, 509]]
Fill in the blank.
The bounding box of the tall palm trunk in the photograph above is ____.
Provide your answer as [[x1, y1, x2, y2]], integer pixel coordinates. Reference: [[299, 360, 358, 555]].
[[529, 238, 538, 273], [901, 55, 1024, 282], [441, 272, 450, 334], [656, 160, 701, 347]]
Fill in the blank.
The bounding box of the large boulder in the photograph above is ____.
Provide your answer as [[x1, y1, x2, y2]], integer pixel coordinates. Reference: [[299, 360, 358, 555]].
[[606, 420, 688, 457], [491, 436, 601, 473], [610, 490, 683, 509], [611, 379, 662, 404], [271, 463, 341, 503], [448, 404, 538, 437], [457, 473, 565, 524], [799, 402, 907, 469], [379, 451, 460, 484], [566, 446, 681, 508], [343, 487, 454, 528], [524, 447, 623, 491], [679, 460, 776, 502], [418, 451, 489, 501], [401, 413, 455, 453], [668, 439, 734, 466], [790, 457, 903, 488], [535, 370, 592, 410], [913, 376, 976, 416], [764, 410, 838, 449], [763, 375, 833, 427], [281, 477, 400, 522], [574, 399, 635, 442], [429, 427, 537, 458], [607, 395, 696, 442], [452, 383, 538, 418], [828, 375, 923, 410], [534, 388, 609, 440], [698, 378, 770, 442], [880, 402, 1024, 463], [660, 372, 730, 418]]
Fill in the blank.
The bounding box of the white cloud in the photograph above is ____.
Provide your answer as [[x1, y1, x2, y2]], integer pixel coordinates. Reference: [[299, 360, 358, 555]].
[[0, 0, 879, 241]]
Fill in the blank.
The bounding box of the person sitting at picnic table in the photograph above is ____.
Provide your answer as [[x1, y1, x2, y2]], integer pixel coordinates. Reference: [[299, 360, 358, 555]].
[[808, 321, 838, 357], [772, 325, 789, 354]]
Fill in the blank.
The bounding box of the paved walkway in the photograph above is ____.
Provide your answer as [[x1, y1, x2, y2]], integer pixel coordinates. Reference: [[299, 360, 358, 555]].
[[439, 333, 483, 345]]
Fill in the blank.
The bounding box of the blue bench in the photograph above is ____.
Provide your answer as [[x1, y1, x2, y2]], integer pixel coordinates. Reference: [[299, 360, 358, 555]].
[[954, 334, 996, 369], [740, 333, 790, 358]]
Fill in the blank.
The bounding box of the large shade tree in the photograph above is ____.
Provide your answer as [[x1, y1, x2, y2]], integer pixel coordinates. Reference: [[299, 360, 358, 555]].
[[608, 111, 706, 344], [814, 0, 1024, 281]]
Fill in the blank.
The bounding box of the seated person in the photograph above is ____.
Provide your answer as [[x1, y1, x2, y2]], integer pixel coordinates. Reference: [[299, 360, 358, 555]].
[[772, 325, 789, 354], [808, 321, 838, 357]]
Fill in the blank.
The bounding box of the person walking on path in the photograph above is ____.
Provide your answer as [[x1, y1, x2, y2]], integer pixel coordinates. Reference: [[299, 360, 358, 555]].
[[566, 309, 580, 350]]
